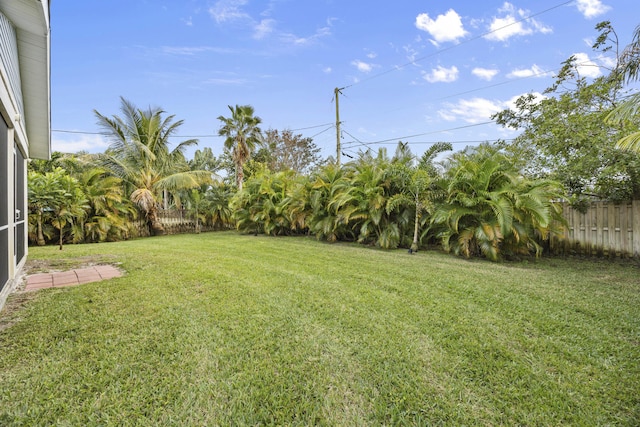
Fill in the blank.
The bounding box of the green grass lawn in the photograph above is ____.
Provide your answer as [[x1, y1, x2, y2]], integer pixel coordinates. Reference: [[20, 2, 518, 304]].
[[1, 232, 639, 426]]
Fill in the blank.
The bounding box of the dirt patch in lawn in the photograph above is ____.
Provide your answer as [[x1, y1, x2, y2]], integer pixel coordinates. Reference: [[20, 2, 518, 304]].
[[0, 291, 40, 332], [24, 255, 121, 275]]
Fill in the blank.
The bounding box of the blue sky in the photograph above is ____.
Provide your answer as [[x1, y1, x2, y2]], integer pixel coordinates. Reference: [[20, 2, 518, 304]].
[[51, 0, 639, 160]]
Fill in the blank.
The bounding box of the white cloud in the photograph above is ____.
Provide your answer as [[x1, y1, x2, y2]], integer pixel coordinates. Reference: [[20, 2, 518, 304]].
[[439, 97, 506, 123], [209, 0, 249, 23], [52, 133, 109, 154], [415, 9, 467, 45], [576, 0, 611, 19], [507, 64, 550, 78], [161, 46, 236, 56], [352, 60, 374, 73], [440, 92, 545, 124], [403, 44, 418, 62], [572, 52, 602, 78], [253, 19, 276, 39], [484, 2, 552, 42], [204, 77, 248, 85], [423, 65, 459, 83], [596, 54, 617, 70], [323, 67, 332, 74], [210, 1, 332, 47], [280, 25, 332, 46], [472, 67, 499, 81]]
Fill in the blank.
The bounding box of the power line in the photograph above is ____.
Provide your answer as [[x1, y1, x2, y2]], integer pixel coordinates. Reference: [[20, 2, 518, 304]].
[[342, 128, 374, 151], [344, 138, 515, 148], [52, 129, 109, 135], [341, 121, 495, 148], [308, 125, 335, 139], [52, 122, 336, 139], [342, 0, 574, 90], [291, 122, 334, 131]]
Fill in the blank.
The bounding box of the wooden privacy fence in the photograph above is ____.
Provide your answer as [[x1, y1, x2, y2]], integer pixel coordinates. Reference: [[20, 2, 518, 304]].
[[550, 200, 640, 259], [132, 209, 217, 237]]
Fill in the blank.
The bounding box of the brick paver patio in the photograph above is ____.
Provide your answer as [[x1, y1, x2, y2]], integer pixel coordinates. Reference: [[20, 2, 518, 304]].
[[25, 265, 122, 291]]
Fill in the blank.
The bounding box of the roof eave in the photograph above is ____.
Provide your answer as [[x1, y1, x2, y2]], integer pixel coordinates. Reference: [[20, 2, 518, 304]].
[[0, 0, 51, 160]]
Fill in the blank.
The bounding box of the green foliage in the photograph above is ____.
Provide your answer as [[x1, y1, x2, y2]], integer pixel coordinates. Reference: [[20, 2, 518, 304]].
[[78, 167, 137, 242], [255, 128, 325, 174], [493, 22, 640, 202], [431, 145, 565, 261], [307, 163, 354, 242], [231, 168, 302, 236], [28, 168, 89, 249]]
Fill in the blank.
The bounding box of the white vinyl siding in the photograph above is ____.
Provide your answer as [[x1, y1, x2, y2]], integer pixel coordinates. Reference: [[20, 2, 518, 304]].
[[0, 12, 24, 121]]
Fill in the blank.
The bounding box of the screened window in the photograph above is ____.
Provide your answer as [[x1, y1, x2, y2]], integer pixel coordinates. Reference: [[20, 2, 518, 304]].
[[0, 115, 9, 291]]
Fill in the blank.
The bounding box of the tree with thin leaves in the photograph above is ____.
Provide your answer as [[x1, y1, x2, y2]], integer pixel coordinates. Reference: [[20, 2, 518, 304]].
[[217, 104, 263, 191], [95, 97, 213, 235]]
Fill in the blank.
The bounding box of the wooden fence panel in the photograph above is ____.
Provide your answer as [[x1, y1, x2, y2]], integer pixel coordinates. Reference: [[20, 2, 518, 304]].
[[551, 200, 639, 258]]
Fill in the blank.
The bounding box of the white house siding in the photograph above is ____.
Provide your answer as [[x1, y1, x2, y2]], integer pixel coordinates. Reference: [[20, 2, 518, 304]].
[[0, 13, 24, 122], [0, 1, 49, 312]]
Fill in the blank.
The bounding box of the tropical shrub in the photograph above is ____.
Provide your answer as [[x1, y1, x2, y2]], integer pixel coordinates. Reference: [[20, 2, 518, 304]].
[[431, 145, 565, 261]]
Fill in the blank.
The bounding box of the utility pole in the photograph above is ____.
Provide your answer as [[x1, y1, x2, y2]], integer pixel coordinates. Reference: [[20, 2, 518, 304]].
[[334, 87, 342, 166]]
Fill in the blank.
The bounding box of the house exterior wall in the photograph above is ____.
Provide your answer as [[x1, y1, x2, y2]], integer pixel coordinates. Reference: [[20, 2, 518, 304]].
[[0, 1, 49, 312]]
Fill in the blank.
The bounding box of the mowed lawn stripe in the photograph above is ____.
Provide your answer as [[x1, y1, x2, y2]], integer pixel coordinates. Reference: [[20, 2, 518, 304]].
[[1, 232, 638, 425]]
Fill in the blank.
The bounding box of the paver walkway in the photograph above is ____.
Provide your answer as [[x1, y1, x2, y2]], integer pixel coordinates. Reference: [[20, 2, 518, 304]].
[[25, 265, 123, 291]]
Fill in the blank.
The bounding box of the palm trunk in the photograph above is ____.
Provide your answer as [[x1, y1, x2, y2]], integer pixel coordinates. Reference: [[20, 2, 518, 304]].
[[163, 189, 169, 210], [58, 216, 64, 250], [36, 210, 45, 246], [147, 205, 165, 236], [411, 194, 420, 252], [236, 162, 244, 191]]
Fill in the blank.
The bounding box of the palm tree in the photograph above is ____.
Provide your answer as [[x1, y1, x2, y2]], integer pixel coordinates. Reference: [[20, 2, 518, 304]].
[[431, 145, 564, 261], [28, 169, 65, 246], [607, 92, 640, 152], [79, 167, 136, 242], [606, 25, 640, 152], [50, 173, 89, 250], [202, 184, 234, 230], [307, 163, 353, 242], [95, 97, 213, 235], [387, 142, 453, 252], [217, 105, 263, 191]]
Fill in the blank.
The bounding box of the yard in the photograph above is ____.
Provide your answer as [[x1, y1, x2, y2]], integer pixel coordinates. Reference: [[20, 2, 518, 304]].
[[1, 232, 639, 425]]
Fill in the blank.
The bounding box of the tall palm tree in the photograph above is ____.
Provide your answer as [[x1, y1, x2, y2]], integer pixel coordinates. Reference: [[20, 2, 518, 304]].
[[95, 97, 212, 235], [217, 104, 263, 191]]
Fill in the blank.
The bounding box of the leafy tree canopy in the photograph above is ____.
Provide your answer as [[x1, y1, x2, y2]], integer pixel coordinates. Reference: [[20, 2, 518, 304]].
[[493, 21, 640, 203], [254, 129, 325, 175]]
